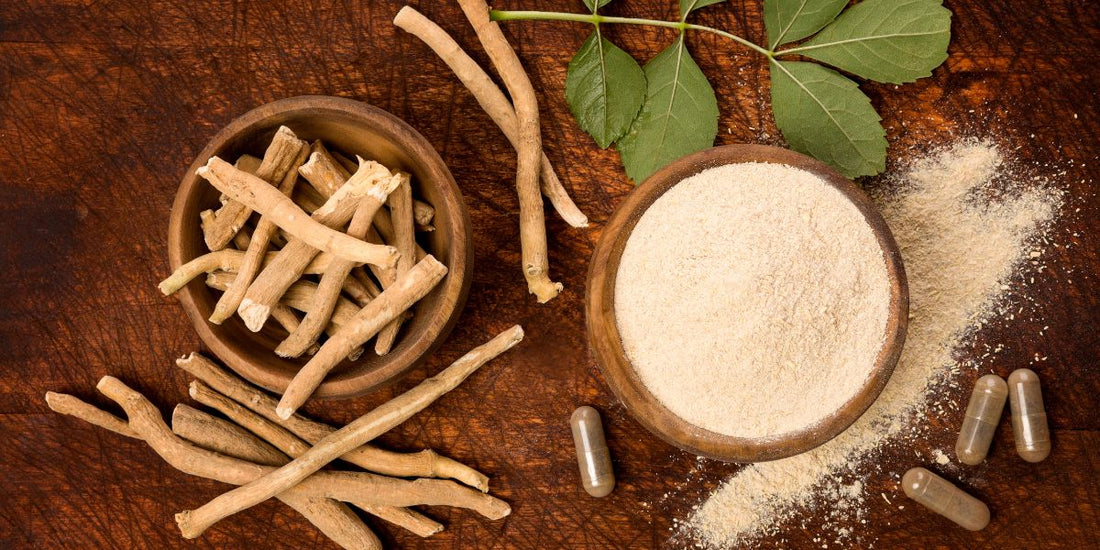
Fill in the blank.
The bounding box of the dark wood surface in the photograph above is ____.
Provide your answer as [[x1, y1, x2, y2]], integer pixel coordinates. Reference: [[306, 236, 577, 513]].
[[1, 1, 1097, 548]]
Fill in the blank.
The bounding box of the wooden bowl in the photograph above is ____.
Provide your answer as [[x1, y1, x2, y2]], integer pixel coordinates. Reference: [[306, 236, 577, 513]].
[[586, 145, 908, 462], [169, 96, 473, 399]]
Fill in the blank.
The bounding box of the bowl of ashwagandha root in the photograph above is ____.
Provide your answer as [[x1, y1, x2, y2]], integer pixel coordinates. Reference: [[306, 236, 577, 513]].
[[586, 144, 908, 462], [163, 96, 473, 406]]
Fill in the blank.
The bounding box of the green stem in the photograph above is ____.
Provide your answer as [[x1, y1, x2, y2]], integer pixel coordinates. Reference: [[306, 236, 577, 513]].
[[490, 9, 772, 58]]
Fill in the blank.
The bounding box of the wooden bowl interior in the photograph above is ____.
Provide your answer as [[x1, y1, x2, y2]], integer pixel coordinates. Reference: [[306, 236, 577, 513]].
[[170, 96, 472, 399], [586, 145, 908, 462]]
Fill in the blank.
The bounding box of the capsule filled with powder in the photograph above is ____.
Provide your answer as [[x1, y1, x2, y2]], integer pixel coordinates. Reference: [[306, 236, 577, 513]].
[[1008, 368, 1050, 462], [902, 467, 990, 531], [570, 406, 615, 497], [955, 374, 1008, 465]]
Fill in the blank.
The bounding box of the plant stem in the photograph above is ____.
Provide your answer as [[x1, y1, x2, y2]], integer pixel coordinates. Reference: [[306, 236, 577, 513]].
[[490, 9, 772, 58]]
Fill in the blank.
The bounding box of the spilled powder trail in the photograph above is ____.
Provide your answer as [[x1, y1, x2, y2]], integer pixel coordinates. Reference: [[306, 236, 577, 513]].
[[683, 141, 1063, 547]]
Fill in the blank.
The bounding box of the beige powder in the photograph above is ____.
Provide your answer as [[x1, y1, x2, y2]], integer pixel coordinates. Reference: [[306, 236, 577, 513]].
[[615, 162, 891, 439], [683, 141, 1062, 547]]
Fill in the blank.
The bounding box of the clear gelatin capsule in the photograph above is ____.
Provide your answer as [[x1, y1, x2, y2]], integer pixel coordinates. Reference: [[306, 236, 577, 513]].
[[1008, 368, 1051, 462], [571, 406, 615, 497], [955, 374, 1008, 465], [902, 467, 990, 531]]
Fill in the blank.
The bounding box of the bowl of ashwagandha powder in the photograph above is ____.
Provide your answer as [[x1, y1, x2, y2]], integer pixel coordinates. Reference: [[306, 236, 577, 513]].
[[586, 145, 908, 462]]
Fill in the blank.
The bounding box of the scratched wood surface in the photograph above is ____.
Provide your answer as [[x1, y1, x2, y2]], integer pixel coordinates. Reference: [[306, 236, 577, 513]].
[[1, 1, 1097, 548]]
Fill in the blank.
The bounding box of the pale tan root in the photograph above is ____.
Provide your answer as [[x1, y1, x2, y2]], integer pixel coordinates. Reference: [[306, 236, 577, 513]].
[[177, 353, 489, 491], [393, 6, 588, 228], [298, 141, 350, 198], [276, 255, 449, 419], [173, 398, 440, 538], [159, 249, 333, 296], [198, 157, 398, 266], [203, 130, 304, 251], [231, 227, 252, 251], [375, 173, 417, 355], [45, 392, 137, 438], [237, 159, 395, 331], [172, 404, 287, 466], [211, 141, 310, 324], [268, 306, 320, 355], [457, 1, 561, 302], [278, 172, 403, 358], [47, 386, 380, 550], [347, 268, 382, 302], [176, 325, 523, 538], [413, 199, 435, 226], [205, 272, 360, 359]]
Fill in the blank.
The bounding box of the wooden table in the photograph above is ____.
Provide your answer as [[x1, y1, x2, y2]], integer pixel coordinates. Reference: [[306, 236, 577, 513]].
[[1, 1, 1096, 548]]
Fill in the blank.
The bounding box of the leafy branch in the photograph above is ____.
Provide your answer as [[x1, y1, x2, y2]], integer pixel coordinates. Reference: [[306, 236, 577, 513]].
[[491, 0, 951, 180]]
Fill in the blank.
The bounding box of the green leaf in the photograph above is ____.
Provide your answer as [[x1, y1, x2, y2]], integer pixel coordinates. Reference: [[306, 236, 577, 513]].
[[680, 0, 726, 19], [764, 0, 848, 49], [618, 37, 719, 182], [583, 0, 614, 11], [793, 0, 952, 84], [769, 59, 886, 178], [565, 30, 647, 149]]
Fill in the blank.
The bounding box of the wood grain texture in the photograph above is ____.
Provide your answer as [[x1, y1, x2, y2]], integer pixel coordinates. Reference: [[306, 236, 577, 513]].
[[0, 0, 1097, 548]]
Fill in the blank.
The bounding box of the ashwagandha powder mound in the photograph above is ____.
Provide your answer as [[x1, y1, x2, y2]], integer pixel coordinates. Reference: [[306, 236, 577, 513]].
[[682, 140, 1063, 548], [615, 162, 891, 439]]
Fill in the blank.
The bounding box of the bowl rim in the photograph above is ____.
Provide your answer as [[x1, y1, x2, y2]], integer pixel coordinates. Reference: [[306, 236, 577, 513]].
[[585, 144, 909, 462], [169, 95, 473, 399]]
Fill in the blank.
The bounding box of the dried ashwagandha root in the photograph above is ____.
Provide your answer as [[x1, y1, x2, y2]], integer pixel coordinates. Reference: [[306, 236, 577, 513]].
[[393, 6, 589, 229], [276, 255, 450, 419], [277, 171, 403, 358], [456, 0, 562, 303], [175, 325, 524, 539], [210, 140, 310, 324], [158, 249, 333, 296], [170, 404, 442, 538], [197, 157, 399, 267], [203, 128, 306, 251], [237, 158, 395, 332], [177, 353, 490, 491], [374, 172, 417, 355]]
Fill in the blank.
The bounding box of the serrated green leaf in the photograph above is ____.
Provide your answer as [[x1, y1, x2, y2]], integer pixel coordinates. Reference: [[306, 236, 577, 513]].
[[764, 0, 848, 49], [583, 0, 614, 12], [617, 37, 719, 182], [680, 0, 726, 19], [792, 0, 951, 84], [565, 31, 647, 149], [769, 60, 886, 178]]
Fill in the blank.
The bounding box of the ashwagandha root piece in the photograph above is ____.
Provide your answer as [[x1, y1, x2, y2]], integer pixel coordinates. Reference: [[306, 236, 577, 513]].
[[457, 0, 562, 303], [278, 172, 403, 358], [198, 157, 398, 267], [210, 141, 310, 324], [158, 249, 334, 297], [298, 141, 350, 198], [374, 173, 417, 355], [172, 399, 442, 538], [413, 199, 435, 227], [268, 306, 320, 355], [277, 255, 449, 418], [237, 159, 395, 332], [177, 353, 489, 491], [45, 392, 137, 438], [206, 272, 361, 359], [47, 386, 382, 550], [204, 129, 305, 251], [394, 6, 588, 229], [175, 325, 523, 538], [172, 404, 288, 466]]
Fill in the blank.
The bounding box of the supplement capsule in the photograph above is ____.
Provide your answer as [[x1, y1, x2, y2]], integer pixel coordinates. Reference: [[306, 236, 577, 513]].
[[902, 467, 990, 531], [955, 374, 1008, 465], [1008, 368, 1051, 462], [570, 406, 615, 497]]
